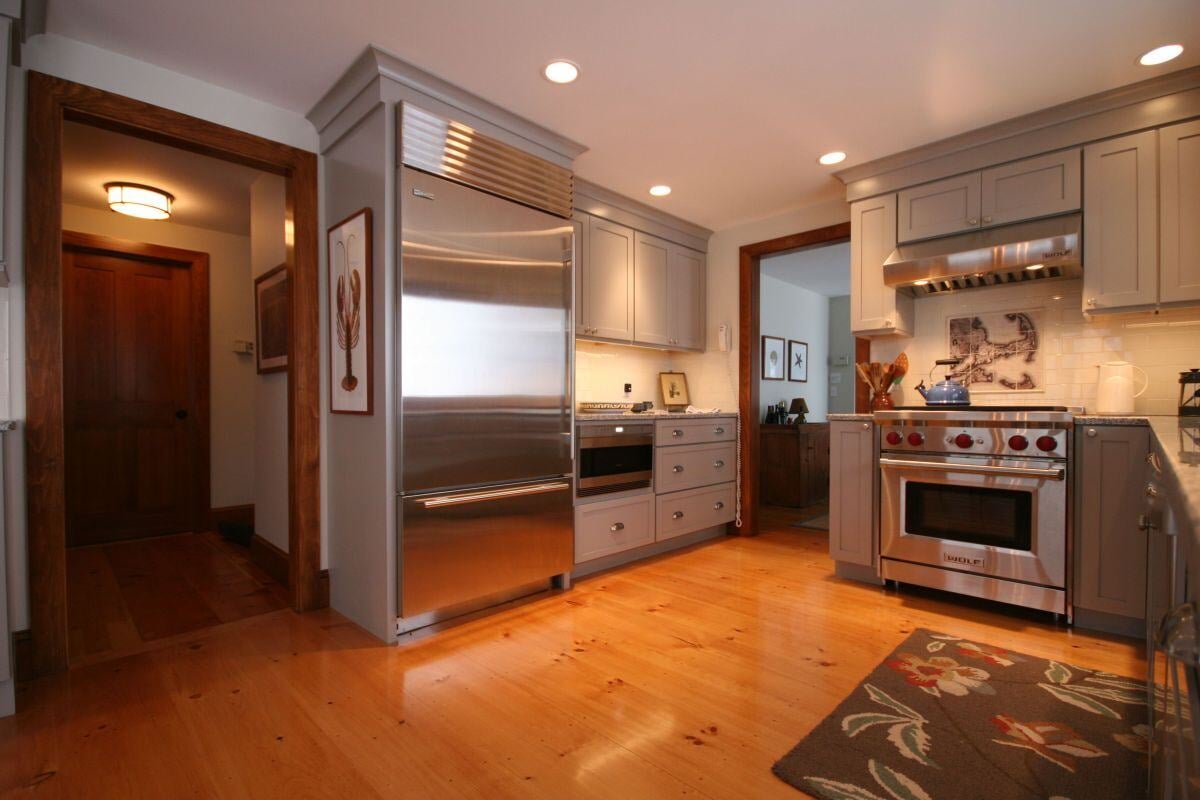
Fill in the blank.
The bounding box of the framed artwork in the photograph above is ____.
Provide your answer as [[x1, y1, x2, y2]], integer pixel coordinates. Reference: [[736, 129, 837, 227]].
[[328, 208, 374, 414], [946, 309, 1044, 393], [253, 263, 289, 374], [762, 335, 785, 380], [788, 340, 809, 383], [659, 371, 691, 410]]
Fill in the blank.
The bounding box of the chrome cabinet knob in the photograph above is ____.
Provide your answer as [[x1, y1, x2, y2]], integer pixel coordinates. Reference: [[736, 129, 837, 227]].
[[861, 422, 870, 430], [713, 460, 725, 469], [672, 511, 684, 520], [1086, 298, 1096, 307], [968, 218, 979, 226], [1145, 483, 1160, 499], [983, 215, 993, 224], [713, 427, 725, 434], [1086, 428, 1097, 438], [672, 429, 683, 437], [610, 522, 624, 532], [713, 501, 724, 510], [673, 465, 684, 473]]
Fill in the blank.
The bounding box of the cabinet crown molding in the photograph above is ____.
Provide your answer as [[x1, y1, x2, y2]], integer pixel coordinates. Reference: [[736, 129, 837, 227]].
[[575, 178, 712, 252]]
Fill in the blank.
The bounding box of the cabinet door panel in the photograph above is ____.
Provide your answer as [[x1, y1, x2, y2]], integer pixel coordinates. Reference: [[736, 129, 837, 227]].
[[1075, 425, 1149, 619], [633, 232, 670, 346], [1082, 131, 1158, 312], [1160, 120, 1200, 305], [851, 194, 910, 335], [572, 214, 588, 335], [829, 421, 875, 567], [587, 217, 635, 340], [981, 149, 1081, 226], [668, 244, 705, 350], [897, 173, 981, 242]]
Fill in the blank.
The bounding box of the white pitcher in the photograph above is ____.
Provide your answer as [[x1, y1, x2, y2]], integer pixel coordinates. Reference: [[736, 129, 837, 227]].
[[1095, 360, 1148, 414]]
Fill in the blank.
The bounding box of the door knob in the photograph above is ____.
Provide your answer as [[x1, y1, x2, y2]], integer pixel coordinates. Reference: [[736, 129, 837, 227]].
[[175, 409, 189, 420]]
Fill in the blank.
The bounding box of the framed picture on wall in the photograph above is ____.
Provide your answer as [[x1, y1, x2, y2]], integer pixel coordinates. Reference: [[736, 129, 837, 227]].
[[788, 340, 809, 382], [762, 335, 785, 380], [253, 263, 289, 374], [328, 208, 373, 414]]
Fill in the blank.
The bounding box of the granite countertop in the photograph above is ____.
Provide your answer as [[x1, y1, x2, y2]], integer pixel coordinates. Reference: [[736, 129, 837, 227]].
[[576, 410, 736, 422], [827, 413, 873, 422], [0, 421, 14, 432], [1147, 416, 1200, 540], [1074, 415, 1151, 426]]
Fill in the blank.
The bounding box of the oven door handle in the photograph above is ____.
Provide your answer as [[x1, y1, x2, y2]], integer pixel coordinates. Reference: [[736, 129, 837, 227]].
[[879, 457, 1065, 481]]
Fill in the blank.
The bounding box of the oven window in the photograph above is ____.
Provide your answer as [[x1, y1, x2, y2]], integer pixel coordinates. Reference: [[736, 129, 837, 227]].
[[904, 482, 1032, 550], [580, 444, 652, 480]]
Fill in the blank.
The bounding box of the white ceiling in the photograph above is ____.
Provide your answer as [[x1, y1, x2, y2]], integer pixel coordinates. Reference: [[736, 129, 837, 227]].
[[761, 242, 850, 297], [47, 0, 1200, 230], [62, 121, 265, 235]]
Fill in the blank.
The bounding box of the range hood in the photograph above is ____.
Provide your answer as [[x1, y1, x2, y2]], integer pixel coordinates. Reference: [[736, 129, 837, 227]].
[[883, 213, 1081, 296]]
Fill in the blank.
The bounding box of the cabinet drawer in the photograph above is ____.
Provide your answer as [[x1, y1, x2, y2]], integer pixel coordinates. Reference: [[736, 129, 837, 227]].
[[655, 418, 735, 446], [655, 441, 736, 493], [656, 482, 735, 541], [575, 493, 655, 563]]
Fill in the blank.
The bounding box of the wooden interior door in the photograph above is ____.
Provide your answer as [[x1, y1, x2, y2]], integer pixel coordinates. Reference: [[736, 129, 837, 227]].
[[63, 232, 209, 546]]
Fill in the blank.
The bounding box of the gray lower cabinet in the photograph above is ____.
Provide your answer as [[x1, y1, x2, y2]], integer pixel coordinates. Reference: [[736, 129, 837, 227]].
[[828, 420, 875, 567], [1074, 424, 1150, 622], [656, 483, 735, 541], [655, 441, 736, 494], [575, 493, 655, 563]]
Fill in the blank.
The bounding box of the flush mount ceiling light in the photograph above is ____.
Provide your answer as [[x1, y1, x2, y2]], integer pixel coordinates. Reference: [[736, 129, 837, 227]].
[[106, 182, 173, 220], [818, 151, 847, 166], [1139, 44, 1184, 66], [543, 60, 579, 84], [648, 184, 672, 197]]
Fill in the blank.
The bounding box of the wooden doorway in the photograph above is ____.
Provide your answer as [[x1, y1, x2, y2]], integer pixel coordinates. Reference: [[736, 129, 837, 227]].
[[737, 222, 868, 536], [25, 72, 322, 676], [63, 232, 210, 546]]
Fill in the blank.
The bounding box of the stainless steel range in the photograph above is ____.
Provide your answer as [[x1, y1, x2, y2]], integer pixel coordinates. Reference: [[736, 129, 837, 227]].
[[876, 406, 1073, 618]]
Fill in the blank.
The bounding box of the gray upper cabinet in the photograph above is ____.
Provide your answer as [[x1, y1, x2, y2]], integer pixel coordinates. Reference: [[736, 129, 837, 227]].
[[850, 194, 912, 336], [829, 420, 875, 567], [1075, 424, 1149, 621], [582, 215, 635, 340], [571, 214, 588, 336], [980, 148, 1081, 227], [633, 232, 670, 346], [1160, 119, 1200, 305], [667, 245, 705, 350], [1083, 130, 1159, 312], [897, 173, 981, 243]]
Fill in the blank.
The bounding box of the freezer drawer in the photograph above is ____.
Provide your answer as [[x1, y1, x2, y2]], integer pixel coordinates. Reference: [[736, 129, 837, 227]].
[[400, 478, 573, 618]]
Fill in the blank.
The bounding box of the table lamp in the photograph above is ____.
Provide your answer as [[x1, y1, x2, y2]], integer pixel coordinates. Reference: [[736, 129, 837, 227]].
[[788, 397, 809, 424]]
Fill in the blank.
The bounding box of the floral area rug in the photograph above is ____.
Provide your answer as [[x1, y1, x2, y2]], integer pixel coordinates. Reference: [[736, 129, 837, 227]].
[[773, 628, 1148, 800]]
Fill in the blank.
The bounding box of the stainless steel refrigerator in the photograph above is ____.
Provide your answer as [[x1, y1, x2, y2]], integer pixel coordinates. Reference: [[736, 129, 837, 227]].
[[398, 165, 574, 622]]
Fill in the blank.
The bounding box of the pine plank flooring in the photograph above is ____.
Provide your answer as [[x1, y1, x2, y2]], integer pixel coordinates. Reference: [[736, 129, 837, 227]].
[[4, 522, 1142, 798]]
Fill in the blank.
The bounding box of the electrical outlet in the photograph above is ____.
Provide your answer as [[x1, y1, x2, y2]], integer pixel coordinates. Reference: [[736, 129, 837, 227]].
[[623, 383, 632, 395]]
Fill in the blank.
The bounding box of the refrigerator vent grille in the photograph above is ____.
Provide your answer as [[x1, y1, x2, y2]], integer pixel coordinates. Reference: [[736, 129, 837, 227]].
[[402, 104, 573, 218]]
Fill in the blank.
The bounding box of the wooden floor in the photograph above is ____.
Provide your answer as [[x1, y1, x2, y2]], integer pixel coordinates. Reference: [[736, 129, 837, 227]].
[[65, 532, 288, 665], [3, 521, 1141, 799]]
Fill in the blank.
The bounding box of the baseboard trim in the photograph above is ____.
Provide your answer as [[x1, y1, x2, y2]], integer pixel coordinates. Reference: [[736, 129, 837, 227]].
[[210, 504, 254, 530], [12, 629, 32, 683], [249, 534, 289, 587]]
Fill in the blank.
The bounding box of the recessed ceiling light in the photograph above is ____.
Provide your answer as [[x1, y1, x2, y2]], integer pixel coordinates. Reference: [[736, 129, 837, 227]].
[[818, 151, 847, 166], [106, 182, 173, 220], [543, 60, 579, 84], [1026, 263, 1045, 271], [649, 185, 672, 197], [1139, 44, 1184, 66]]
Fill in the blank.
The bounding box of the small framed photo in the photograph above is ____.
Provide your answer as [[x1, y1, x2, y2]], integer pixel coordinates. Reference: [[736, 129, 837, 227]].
[[659, 371, 691, 410], [328, 208, 373, 415], [762, 335, 785, 380], [254, 263, 289, 374], [788, 340, 809, 383]]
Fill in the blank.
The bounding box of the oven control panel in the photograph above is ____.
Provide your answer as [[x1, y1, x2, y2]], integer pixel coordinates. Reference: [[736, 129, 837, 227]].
[[879, 424, 1068, 458]]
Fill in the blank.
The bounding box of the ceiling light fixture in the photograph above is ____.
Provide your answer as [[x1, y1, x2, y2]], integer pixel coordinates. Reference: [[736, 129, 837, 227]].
[[543, 60, 579, 84], [106, 182, 173, 220], [1139, 44, 1184, 66], [818, 151, 847, 166], [649, 185, 672, 197], [1025, 263, 1045, 271]]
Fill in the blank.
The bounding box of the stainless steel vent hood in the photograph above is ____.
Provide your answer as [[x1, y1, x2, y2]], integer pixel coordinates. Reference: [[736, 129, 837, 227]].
[[883, 213, 1081, 296]]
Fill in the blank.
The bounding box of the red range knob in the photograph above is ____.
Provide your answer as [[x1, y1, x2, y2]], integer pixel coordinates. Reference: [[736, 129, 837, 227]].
[[954, 433, 974, 449], [907, 432, 925, 446], [1008, 435, 1029, 451], [885, 431, 902, 445], [1036, 435, 1058, 452]]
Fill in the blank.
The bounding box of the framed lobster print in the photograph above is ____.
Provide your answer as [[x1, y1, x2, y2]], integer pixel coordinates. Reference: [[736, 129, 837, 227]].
[[328, 208, 373, 414]]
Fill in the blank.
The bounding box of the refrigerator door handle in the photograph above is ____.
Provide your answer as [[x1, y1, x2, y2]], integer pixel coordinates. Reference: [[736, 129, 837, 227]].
[[418, 481, 571, 509]]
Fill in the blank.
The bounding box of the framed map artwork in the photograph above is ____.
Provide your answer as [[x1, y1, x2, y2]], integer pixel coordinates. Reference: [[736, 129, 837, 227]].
[[945, 310, 1044, 393]]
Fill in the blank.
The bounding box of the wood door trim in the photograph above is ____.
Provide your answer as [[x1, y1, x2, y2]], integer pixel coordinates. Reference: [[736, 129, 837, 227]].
[[62, 230, 212, 544], [736, 221, 851, 537], [26, 72, 323, 676]]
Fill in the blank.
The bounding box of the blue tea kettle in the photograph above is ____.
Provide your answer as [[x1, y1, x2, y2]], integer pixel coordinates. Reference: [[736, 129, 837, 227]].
[[915, 358, 971, 406]]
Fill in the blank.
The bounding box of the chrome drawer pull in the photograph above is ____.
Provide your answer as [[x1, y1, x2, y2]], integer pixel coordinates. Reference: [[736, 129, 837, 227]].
[[673, 465, 684, 473], [713, 501, 724, 510], [610, 522, 624, 532], [713, 460, 725, 468], [713, 427, 725, 434], [672, 511, 684, 520], [672, 429, 684, 437]]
